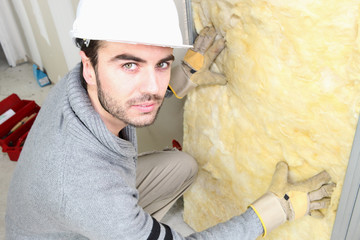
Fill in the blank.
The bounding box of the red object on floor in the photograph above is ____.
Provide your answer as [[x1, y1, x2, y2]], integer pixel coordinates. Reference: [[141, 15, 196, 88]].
[[0, 94, 40, 161], [172, 139, 182, 151]]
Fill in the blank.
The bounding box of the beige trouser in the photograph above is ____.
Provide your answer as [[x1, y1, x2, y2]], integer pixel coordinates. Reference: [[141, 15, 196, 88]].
[[136, 150, 198, 221]]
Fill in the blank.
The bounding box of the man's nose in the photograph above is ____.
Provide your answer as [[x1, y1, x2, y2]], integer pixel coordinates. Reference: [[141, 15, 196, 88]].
[[140, 68, 160, 94]]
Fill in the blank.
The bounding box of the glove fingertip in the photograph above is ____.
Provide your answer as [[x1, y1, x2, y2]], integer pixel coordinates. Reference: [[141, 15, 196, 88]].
[[317, 170, 332, 183], [208, 26, 216, 35], [276, 161, 289, 169]]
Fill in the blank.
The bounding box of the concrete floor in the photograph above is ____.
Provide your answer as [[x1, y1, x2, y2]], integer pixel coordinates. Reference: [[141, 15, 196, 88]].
[[0, 50, 194, 238]]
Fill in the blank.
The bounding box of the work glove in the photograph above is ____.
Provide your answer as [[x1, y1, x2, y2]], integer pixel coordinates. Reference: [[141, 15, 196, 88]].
[[249, 161, 336, 237], [169, 26, 227, 99]]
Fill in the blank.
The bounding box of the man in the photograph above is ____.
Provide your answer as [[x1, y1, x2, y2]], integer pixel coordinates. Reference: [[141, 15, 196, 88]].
[[6, 0, 335, 239]]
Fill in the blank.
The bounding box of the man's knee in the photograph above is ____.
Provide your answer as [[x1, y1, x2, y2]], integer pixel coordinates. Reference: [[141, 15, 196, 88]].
[[171, 151, 198, 184], [184, 152, 198, 180]]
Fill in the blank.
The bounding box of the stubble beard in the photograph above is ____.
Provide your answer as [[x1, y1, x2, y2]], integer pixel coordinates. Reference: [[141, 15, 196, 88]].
[[96, 75, 164, 128]]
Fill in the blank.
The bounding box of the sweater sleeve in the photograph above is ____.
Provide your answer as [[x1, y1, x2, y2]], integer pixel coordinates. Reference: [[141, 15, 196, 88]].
[[145, 207, 263, 240], [181, 208, 264, 240]]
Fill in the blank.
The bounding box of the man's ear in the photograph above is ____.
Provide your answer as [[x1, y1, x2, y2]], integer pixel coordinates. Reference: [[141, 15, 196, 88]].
[[79, 51, 96, 85]]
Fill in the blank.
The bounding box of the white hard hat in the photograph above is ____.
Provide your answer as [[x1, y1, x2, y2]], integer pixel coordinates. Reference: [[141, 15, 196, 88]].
[[71, 0, 192, 48]]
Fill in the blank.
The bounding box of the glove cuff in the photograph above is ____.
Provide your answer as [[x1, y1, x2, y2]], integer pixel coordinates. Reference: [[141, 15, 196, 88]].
[[249, 192, 287, 237], [169, 64, 197, 99]]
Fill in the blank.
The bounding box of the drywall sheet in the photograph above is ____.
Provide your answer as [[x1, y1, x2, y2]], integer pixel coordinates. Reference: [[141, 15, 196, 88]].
[[183, 0, 360, 239]]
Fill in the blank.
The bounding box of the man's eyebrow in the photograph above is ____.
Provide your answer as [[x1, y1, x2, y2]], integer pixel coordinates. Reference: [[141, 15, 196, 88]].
[[111, 54, 146, 63], [110, 54, 175, 64], [158, 54, 175, 64]]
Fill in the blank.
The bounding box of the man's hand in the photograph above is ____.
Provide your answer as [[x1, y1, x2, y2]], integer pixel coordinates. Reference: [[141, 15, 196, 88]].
[[169, 26, 227, 99], [250, 161, 336, 237]]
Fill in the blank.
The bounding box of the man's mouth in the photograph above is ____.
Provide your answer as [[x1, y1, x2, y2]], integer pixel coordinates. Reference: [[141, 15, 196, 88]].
[[128, 94, 163, 114], [132, 102, 157, 113]]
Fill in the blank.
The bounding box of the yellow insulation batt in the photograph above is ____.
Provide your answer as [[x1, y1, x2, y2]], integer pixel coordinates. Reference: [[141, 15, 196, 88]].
[[182, 0, 360, 239]]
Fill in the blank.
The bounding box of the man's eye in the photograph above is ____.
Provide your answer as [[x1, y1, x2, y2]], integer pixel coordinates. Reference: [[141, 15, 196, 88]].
[[123, 63, 137, 70], [157, 62, 169, 69]]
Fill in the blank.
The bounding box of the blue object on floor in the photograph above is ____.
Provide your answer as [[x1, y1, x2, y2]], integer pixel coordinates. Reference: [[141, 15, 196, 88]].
[[32, 64, 51, 87]]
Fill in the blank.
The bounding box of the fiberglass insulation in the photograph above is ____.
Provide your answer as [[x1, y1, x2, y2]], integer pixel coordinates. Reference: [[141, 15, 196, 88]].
[[182, 0, 360, 239]]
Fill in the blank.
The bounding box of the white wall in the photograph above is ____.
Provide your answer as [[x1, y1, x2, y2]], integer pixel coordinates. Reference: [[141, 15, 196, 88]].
[[8, 0, 79, 82], [47, 0, 79, 71]]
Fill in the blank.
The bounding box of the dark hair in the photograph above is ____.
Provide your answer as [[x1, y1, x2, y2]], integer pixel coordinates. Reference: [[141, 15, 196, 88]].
[[75, 38, 103, 89]]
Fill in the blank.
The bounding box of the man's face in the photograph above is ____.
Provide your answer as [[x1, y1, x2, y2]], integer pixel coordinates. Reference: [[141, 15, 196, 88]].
[[92, 42, 174, 128]]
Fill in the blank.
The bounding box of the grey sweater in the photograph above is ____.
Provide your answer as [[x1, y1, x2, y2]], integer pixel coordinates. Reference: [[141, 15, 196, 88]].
[[5, 64, 263, 239]]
